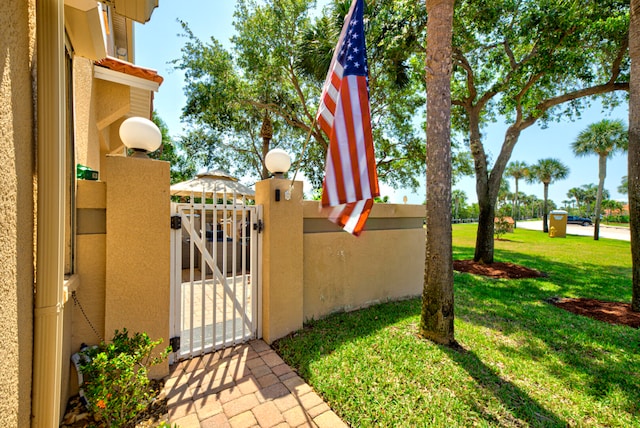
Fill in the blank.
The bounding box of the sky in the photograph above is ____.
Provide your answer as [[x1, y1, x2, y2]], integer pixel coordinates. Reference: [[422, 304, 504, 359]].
[[134, 0, 630, 206]]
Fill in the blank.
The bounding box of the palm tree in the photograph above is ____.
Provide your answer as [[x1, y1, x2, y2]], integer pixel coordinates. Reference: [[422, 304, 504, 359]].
[[527, 158, 570, 233], [421, 0, 456, 344], [572, 119, 628, 240], [452, 189, 467, 220], [581, 183, 610, 217], [618, 175, 628, 195], [505, 161, 528, 225], [602, 199, 624, 222], [567, 187, 586, 214], [497, 178, 511, 209]]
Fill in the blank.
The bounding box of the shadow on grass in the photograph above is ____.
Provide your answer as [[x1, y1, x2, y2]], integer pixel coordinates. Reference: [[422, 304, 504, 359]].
[[453, 245, 632, 301], [275, 234, 638, 425], [453, 247, 640, 415], [275, 300, 417, 374], [274, 299, 567, 426], [442, 342, 566, 427]]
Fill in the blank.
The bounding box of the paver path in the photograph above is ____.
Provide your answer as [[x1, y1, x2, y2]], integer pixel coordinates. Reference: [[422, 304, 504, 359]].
[[164, 340, 347, 428]]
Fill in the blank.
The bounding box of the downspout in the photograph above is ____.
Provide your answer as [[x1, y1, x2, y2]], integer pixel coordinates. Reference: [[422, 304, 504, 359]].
[[32, 0, 66, 426]]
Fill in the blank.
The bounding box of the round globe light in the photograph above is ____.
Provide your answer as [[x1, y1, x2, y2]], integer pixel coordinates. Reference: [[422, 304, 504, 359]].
[[119, 116, 162, 156], [264, 148, 291, 177]]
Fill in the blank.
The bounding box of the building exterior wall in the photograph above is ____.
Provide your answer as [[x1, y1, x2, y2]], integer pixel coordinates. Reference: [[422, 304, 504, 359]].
[[0, 0, 36, 426], [256, 185, 425, 344], [74, 57, 101, 172], [302, 202, 425, 321], [255, 179, 304, 344], [104, 155, 171, 378], [66, 180, 107, 397], [2, 0, 164, 422]]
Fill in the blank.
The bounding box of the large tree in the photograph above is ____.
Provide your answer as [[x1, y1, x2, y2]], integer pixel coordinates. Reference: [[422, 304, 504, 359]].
[[421, 0, 455, 346], [173, 1, 319, 182], [572, 119, 628, 240], [526, 158, 570, 233], [173, 0, 431, 189], [505, 160, 528, 225], [630, 0, 640, 311], [451, 0, 629, 263]]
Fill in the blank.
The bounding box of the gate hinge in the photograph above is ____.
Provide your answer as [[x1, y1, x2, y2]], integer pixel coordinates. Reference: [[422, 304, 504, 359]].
[[170, 336, 180, 352], [170, 215, 182, 230], [253, 219, 263, 233]]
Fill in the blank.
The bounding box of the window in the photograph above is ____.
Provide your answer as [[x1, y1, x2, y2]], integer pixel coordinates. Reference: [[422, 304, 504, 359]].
[[64, 44, 76, 276]]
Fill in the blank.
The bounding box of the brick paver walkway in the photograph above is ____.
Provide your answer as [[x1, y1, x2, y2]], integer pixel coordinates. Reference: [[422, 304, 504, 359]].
[[164, 340, 347, 427]]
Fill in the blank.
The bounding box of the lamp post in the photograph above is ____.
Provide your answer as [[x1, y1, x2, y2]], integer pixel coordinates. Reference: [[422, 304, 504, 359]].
[[119, 116, 162, 158]]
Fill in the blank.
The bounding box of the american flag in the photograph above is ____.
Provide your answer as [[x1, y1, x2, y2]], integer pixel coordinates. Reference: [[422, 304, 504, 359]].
[[317, 0, 379, 236]]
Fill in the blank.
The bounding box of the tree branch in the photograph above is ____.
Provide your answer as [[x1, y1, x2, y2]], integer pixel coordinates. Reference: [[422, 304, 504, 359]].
[[453, 49, 477, 105], [523, 81, 630, 129]]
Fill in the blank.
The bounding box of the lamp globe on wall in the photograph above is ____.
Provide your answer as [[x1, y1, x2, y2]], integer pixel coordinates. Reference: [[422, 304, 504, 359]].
[[265, 148, 291, 179], [265, 148, 292, 201], [119, 116, 162, 158]]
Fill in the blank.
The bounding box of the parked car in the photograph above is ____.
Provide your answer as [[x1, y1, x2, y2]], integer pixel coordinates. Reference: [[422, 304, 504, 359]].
[[567, 215, 593, 226]]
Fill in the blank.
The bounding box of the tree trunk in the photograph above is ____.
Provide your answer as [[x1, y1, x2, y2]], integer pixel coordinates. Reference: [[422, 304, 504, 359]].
[[473, 128, 521, 264], [474, 192, 495, 263], [594, 154, 607, 240], [261, 137, 270, 179], [421, 0, 455, 345], [514, 178, 519, 227], [543, 183, 549, 233], [630, 0, 640, 311]]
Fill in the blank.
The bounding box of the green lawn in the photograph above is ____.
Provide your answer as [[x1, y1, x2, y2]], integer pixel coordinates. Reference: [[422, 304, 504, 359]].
[[274, 224, 640, 427]]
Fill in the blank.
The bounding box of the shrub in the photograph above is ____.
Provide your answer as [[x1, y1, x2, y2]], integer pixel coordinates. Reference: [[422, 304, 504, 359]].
[[80, 329, 170, 427], [494, 215, 513, 240]]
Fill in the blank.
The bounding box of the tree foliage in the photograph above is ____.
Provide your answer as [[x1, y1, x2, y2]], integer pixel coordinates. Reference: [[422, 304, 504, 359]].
[[149, 111, 196, 184], [527, 158, 570, 232], [450, 0, 629, 263], [505, 160, 528, 223], [172, 0, 457, 190], [572, 118, 628, 239]]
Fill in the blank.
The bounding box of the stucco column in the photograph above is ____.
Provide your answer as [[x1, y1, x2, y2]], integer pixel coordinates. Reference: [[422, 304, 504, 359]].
[[255, 179, 304, 344], [104, 155, 170, 377]]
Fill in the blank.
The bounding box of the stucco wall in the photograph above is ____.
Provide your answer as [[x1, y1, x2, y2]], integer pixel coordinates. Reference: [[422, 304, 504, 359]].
[[104, 155, 171, 378], [255, 179, 304, 344], [66, 180, 107, 397], [74, 57, 101, 172], [302, 202, 425, 321], [0, 0, 36, 426]]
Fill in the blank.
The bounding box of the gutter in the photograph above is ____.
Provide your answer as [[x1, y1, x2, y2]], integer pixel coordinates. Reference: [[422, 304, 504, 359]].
[[32, 0, 66, 426]]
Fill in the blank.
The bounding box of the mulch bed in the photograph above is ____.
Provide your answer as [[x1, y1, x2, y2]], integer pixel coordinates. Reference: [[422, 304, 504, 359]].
[[453, 259, 546, 279], [547, 297, 640, 329], [454, 259, 640, 329]]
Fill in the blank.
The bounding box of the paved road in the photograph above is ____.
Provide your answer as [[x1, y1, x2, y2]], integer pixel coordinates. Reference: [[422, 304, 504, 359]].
[[516, 220, 630, 241]]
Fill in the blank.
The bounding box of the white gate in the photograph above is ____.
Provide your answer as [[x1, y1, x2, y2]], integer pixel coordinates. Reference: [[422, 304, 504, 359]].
[[170, 198, 262, 360]]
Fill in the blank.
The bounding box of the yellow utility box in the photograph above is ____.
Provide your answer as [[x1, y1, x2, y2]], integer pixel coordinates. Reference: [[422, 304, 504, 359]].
[[549, 210, 567, 238]]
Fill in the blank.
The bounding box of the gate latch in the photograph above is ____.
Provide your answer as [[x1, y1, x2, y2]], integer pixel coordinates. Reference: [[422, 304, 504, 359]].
[[170, 336, 180, 352], [170, 215, 182, 230], [253, 219, 263, 233]]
